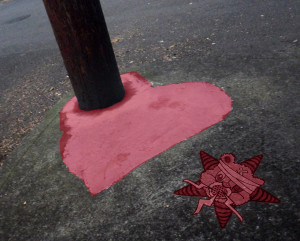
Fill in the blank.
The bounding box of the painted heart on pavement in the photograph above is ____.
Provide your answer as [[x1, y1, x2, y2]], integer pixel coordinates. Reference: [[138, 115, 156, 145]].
[[60, 72, 232, 195]]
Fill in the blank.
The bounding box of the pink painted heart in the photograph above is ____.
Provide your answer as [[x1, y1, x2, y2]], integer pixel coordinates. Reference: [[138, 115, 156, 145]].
[[60, 72, 232, 195]]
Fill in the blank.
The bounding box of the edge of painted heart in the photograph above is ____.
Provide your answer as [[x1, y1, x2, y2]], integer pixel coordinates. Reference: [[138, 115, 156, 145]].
[[60, 72, 233, 195]]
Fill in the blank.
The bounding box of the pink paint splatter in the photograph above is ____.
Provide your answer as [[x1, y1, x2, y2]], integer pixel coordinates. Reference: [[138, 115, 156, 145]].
[[60, 72, 232, 195]]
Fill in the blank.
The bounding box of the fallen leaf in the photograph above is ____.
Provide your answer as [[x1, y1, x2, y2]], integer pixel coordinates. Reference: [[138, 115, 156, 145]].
[[111, 38, 123, 43]]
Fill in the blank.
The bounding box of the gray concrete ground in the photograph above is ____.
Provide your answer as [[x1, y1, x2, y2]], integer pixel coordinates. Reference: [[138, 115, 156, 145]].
[[1, 0, 300, 240]]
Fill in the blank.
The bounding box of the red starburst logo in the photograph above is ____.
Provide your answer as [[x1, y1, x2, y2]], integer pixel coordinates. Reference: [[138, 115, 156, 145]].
[[174, 151, 280, 228]]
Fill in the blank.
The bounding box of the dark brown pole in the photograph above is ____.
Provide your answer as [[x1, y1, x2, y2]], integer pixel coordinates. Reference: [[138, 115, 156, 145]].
[[43, 0, 125, 110]]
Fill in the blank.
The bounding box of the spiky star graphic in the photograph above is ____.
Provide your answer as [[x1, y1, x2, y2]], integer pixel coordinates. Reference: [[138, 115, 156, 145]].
[[174, 151, 280, 228]]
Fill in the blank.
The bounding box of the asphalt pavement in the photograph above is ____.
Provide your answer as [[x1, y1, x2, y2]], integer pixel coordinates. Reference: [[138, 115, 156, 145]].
[[0, 0, 299, 240]]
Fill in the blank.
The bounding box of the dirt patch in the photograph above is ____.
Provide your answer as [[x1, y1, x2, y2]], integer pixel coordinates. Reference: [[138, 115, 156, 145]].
[[0, 53, 71, 165]]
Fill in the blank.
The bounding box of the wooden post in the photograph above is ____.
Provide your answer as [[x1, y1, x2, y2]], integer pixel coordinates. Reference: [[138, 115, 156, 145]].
[[43, 0, 125, 110]]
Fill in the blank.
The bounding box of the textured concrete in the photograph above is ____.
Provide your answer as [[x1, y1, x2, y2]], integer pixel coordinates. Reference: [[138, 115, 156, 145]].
[[1, 0, 299, 240], [1, 65, 299, 239]]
